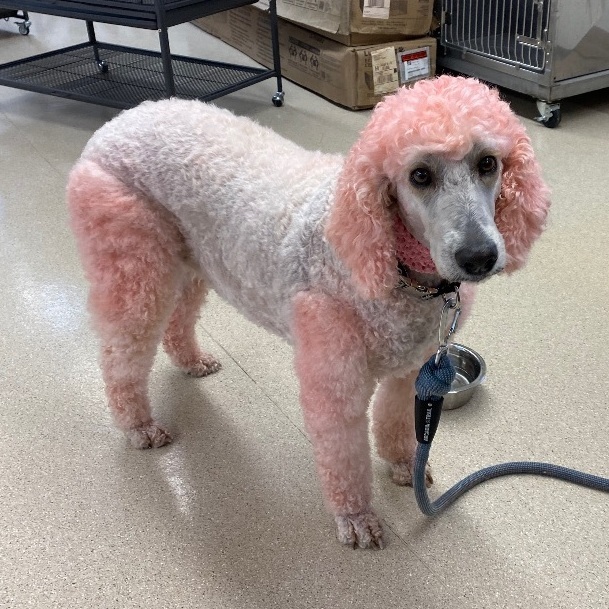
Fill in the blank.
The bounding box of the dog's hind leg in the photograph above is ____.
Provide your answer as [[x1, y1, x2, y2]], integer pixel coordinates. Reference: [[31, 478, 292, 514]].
[[68, 161, 184, 449], [372, 372, 433, 487], [162, 273, 221, 377]]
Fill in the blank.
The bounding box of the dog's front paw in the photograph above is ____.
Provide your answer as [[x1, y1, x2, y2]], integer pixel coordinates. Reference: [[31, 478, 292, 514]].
[[126, 422, 173, 449], [335, 511, 385, 549], [185, 354, 222, 378], [390, 461, 433, 487]]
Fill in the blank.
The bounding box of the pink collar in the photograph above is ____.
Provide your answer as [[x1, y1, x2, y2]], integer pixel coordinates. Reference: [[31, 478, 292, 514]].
[[393, 215, 436, 274]]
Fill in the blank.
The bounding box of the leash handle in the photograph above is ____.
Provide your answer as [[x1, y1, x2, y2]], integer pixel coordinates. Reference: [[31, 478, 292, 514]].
[[415, 396, 444, 444]]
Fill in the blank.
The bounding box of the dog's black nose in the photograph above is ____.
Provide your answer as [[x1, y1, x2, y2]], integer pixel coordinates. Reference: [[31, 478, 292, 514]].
[[455, 242, 498, 276]]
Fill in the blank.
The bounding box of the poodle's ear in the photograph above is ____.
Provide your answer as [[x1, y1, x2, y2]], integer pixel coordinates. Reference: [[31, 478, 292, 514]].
[[325, 141, 396, 300], [496, 130, 551, 274]]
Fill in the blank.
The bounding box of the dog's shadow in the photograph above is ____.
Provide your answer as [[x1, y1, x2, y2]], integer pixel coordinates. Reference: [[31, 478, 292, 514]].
[[110, 368, 567, 607], [112, 363, 348, 598]]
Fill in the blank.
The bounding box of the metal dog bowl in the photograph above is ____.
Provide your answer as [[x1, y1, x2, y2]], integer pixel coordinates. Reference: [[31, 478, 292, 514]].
[[443, 343, 487, 410]]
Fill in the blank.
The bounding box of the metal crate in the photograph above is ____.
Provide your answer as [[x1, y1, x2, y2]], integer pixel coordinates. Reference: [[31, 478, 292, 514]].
[[437, 0, 609, 127], [442, 0, 550, 72]]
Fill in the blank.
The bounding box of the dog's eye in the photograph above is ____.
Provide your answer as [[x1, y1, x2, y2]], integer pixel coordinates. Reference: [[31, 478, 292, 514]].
[[478, 155, 498, 175], [410, 168, 432, 187]]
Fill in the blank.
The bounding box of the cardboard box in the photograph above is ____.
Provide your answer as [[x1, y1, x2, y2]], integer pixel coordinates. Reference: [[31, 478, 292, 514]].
[[193, 5, 436, 109], [271, 0, 434, 45]]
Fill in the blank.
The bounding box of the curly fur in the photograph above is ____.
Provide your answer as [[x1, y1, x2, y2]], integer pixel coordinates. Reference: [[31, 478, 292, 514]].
[[326, 76, 549, 298], [67, 76, 550, 549]]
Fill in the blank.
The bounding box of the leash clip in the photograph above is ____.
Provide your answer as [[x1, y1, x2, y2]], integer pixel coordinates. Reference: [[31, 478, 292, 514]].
[[434, 288, 461, 366]]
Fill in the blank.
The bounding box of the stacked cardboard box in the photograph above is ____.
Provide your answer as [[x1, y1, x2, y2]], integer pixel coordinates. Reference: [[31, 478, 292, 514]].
[[275, 0, 433, 45], [193, 0, 436, 109]]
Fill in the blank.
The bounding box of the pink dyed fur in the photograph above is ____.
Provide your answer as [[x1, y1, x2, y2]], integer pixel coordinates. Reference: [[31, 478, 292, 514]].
[[162, 276, 222, 377], [326, 76, 550, 299], [292, 292, 384, 548], [68, 161, 218, 447], [68, 75, 550, 548], [372, 371, 429, 486]]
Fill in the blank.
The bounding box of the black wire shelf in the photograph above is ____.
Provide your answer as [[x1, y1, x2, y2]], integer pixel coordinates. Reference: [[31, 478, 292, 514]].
[[0, 0, 283, 109], [0, 42, 273, 108]]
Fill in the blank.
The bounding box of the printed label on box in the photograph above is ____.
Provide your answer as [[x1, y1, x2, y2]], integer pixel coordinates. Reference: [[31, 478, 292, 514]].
[[281, 0, 339, 15], [397, 46, 430, 83], [287, 36, 325, 80], [371, 46, 399, 95], [363, 0, 391, 19]]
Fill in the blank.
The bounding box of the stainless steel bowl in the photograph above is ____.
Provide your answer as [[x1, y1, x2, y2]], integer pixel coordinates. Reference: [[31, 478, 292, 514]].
[[443, 343, 487, 410]]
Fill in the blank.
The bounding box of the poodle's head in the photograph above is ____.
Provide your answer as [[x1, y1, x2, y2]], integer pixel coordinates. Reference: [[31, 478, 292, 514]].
[[326, 75, 551, 299]]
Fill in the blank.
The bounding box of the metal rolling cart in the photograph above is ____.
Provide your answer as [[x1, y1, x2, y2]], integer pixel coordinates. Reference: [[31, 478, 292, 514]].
[[0, 0, 284, 109], [436, 0, 609, 127], [0, 7, 31, 34]]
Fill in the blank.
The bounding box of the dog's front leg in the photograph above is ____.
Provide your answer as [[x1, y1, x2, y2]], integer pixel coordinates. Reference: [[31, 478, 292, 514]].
[[292, 292, 383, 549], [372, 372, 434, 487]]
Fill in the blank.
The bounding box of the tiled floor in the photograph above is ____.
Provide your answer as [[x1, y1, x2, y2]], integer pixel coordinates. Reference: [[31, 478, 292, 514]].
[[1, 13, 608, 609]]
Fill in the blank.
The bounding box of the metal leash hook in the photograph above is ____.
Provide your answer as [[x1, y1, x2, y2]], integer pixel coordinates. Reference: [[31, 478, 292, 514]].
[[434, 288, 461, 366]]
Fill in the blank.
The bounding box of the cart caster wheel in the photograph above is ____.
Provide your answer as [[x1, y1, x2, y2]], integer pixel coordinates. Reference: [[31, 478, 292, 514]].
[[535, 100, 561, 128], [97, 60, 109, 74], [272, 91, 284, 107], [18, 22, 30, 35], [541, 108, 561, 129]]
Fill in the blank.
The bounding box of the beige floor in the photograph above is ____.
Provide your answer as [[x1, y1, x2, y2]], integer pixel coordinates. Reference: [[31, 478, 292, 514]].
[[1, 13, 608, 609]]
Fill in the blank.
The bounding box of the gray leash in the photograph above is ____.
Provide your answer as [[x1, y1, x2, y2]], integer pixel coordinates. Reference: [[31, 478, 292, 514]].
[[413, 287, 609, 516]]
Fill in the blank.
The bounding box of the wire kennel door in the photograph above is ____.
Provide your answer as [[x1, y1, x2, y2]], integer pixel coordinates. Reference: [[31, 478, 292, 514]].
[[441, 0, 551, 72]]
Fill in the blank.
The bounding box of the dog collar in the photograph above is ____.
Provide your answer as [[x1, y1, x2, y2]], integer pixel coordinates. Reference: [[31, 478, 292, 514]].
[[396, 260, 461, 300]]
